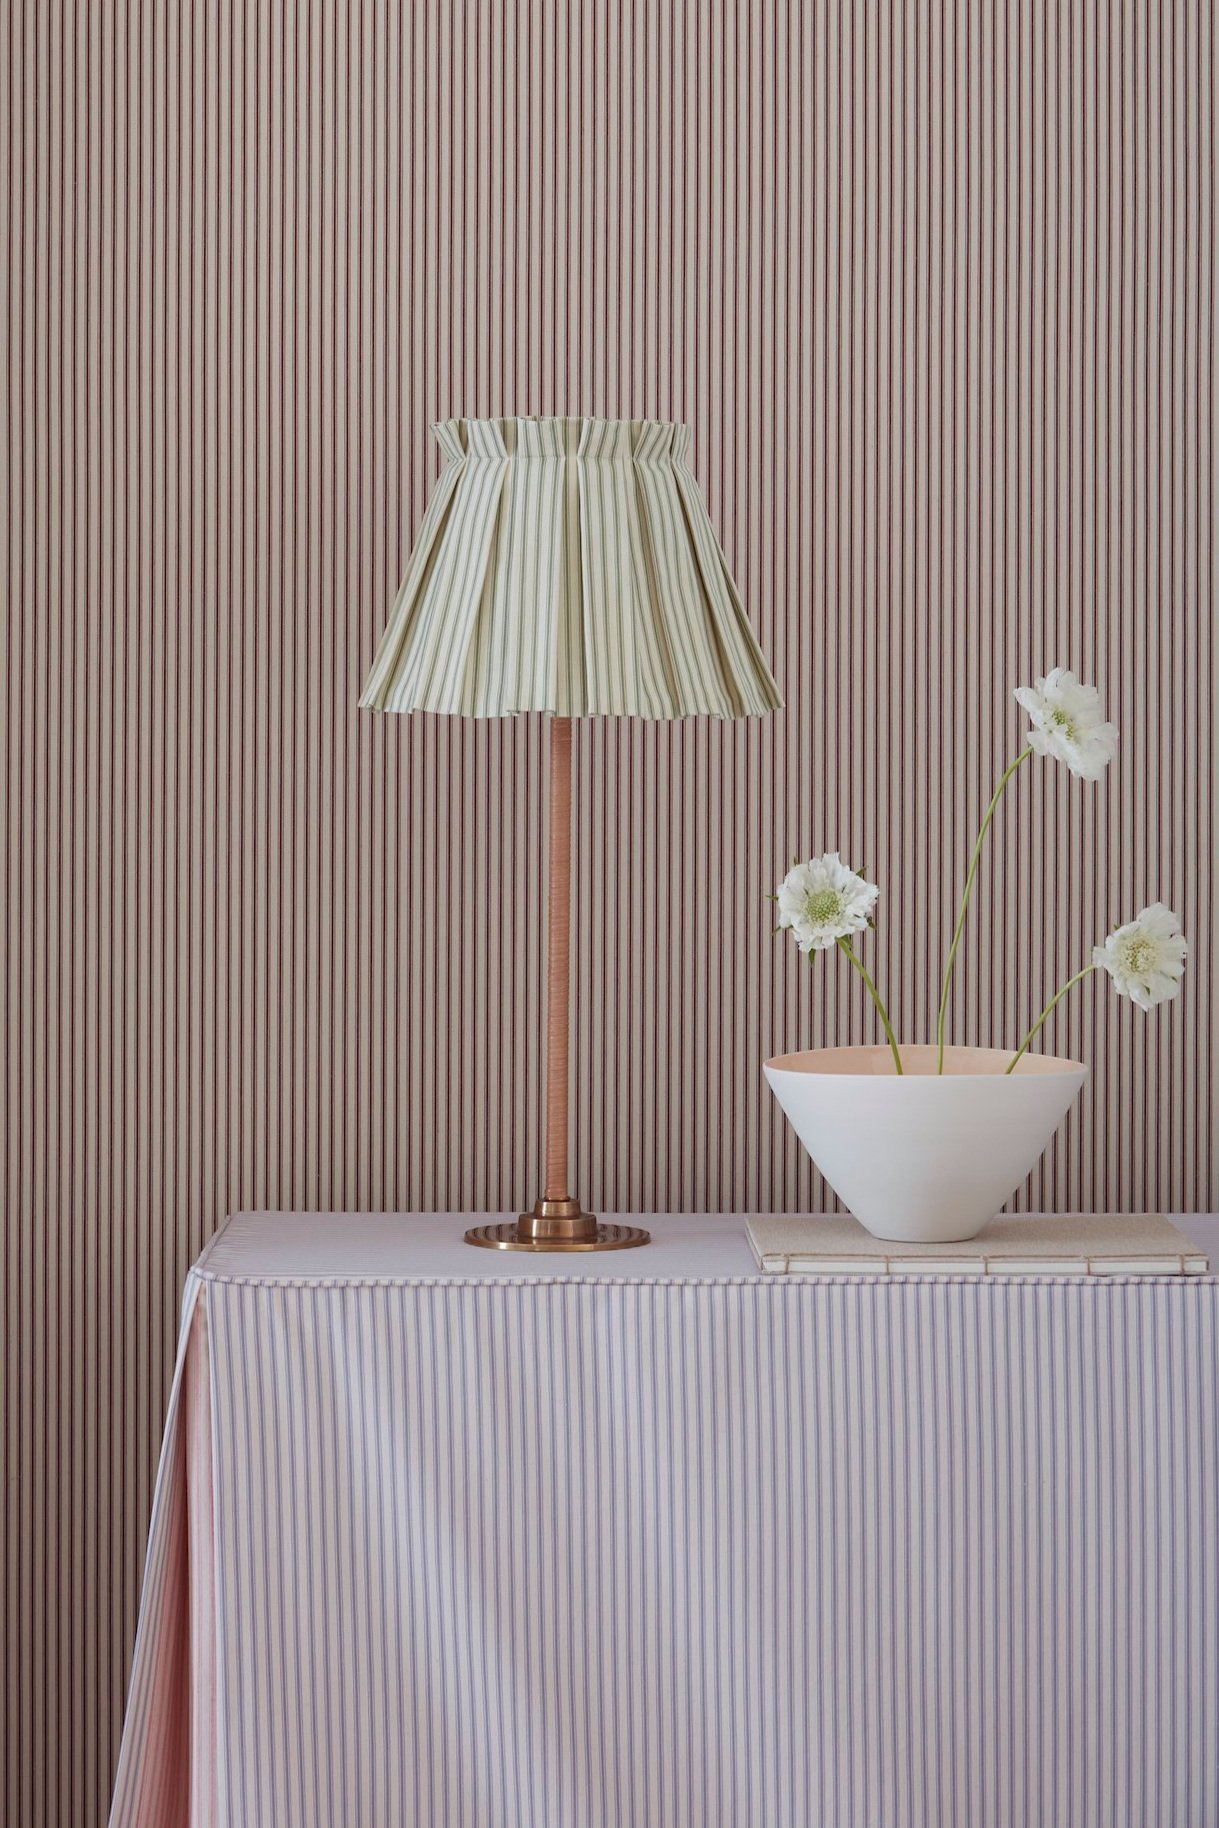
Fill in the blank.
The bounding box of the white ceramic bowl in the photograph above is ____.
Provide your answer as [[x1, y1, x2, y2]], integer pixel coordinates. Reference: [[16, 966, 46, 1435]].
[[764, 1044, 1088, 1243]]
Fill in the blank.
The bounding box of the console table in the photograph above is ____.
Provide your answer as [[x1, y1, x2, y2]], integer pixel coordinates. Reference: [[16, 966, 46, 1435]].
[[110, 1212, 1219, 1827]]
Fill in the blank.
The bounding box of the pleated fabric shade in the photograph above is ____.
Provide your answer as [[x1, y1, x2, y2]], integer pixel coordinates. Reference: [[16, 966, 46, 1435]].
[[359, 416, 782, 719]]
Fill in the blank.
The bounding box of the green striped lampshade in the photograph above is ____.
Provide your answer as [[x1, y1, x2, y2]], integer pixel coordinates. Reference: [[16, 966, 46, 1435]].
[[359, 417, 782, 719]]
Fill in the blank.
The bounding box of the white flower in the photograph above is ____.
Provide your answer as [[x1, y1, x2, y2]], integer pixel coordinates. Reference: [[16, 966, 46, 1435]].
[[776, 852, 879, 953], [1013, 667, 1118, 779], [1093, 903, 1188, 1012]]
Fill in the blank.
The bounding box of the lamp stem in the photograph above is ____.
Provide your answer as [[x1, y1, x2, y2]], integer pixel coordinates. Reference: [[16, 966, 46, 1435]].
[[463, 712, 648, 1250], [544, 715, 573, 1202]]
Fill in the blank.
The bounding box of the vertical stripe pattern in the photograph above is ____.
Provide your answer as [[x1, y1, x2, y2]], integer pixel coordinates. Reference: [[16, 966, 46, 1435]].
[[112, 1264, 1219, 1826], [4, 2, 1217, 1820]]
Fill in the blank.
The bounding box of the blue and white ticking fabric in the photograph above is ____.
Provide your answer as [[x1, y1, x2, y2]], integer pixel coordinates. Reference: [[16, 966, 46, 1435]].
[[111, 1213, 1219, 1828], [358, 417, 783, 719]]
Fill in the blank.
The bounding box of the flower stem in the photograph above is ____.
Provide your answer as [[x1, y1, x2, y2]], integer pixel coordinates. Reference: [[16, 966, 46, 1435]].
[[1005, 964, 1096, 1074], [936, 747, 1033, 1073], [836, 938, 904, 1075]]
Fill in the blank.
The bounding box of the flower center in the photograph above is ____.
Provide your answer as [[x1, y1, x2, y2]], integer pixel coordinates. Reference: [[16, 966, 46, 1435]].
[[1122, 936, 1155, 974], [804, 888, 844, 926], [1049, 708, 1078, 739]]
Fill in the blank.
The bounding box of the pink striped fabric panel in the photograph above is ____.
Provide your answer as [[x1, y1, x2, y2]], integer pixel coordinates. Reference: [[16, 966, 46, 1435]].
[[113, 1272, 1219, 1826], [109, 1282, 206, 1827]]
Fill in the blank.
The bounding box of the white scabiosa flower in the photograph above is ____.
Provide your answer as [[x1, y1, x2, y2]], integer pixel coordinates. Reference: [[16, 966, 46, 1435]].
[[1092, 903, 1188, 1012], [1013, 667, 1118, 780], [776, 852, 879, 953]]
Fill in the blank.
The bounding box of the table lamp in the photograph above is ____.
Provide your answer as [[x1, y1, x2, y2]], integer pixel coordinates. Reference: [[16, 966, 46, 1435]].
[[360, 416, 781, 1249]]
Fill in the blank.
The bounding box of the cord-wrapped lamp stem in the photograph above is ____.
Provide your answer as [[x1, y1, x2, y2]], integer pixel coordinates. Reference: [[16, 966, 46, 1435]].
[[463, 715, 650, 1251], [544, 716, 573, 1202]]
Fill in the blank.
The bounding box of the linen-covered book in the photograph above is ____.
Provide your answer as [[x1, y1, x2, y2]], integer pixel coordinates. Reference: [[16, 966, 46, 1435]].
[[746, 1212, 1209, 1277]]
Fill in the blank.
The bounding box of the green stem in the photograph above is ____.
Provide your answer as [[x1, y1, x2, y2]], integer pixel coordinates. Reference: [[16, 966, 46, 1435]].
[[1005, 964, 1096, 1074], [836, 938, 904, 1075], [936, 747, 1033, 1073]]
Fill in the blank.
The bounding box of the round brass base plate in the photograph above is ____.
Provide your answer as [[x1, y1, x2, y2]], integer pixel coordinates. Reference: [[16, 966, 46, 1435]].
[[464, 1221, 652, 1252]]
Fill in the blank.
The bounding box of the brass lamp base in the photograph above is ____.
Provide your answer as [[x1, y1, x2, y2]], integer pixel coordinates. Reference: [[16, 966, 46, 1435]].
[[465, 1198, 651, 1253]]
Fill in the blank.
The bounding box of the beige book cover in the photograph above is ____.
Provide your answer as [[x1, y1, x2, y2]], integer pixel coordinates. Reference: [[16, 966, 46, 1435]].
[[746, 1213, 1209, 1277]]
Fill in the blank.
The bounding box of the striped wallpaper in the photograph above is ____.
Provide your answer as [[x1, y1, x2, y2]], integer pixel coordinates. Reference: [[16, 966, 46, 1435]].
[[4, 1, 1216, 1821]]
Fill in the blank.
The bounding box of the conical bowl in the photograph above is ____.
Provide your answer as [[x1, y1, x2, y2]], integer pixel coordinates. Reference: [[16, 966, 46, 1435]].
[[764, 1044, 1088, 1243]]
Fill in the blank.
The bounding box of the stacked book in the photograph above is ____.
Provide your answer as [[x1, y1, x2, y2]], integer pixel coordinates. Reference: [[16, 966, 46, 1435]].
[[746, 1212, 1209, 1277]]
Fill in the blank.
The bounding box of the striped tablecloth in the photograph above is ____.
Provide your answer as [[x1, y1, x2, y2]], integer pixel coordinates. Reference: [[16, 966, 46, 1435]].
[[111, 1213, 1219, 1828]]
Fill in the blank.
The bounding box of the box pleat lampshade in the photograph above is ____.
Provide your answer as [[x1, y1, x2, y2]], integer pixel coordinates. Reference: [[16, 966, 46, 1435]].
[[361, 416, 781, 1248], [360, 416, 781, 721]]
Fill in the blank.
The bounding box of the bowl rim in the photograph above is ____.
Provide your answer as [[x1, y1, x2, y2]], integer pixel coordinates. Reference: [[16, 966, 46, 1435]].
[[764, 1043, 1088, 1081]]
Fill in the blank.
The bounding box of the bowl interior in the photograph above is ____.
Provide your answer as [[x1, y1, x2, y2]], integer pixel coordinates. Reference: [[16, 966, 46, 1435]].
[[765, 1044, 1086, 1079]]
